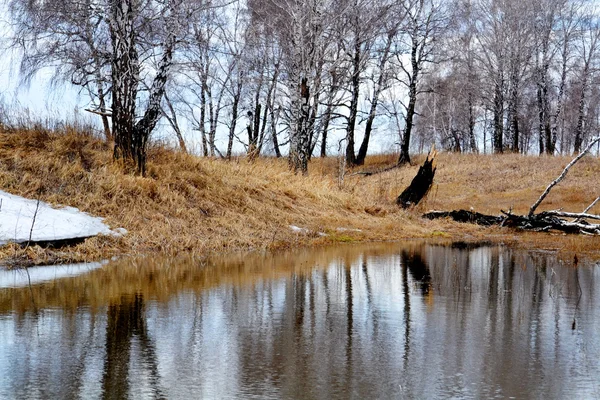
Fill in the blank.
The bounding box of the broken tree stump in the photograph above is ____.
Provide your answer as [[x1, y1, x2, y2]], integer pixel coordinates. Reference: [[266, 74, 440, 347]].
[[397, 149, 437, 209]]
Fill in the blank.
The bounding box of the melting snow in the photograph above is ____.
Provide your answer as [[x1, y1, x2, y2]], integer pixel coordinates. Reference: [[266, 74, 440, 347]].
[[289, 225, 310, 234], [0, 190, 123, 245]]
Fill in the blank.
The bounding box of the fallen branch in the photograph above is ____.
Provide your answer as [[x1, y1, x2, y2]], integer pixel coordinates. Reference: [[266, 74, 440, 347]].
[[425, 136, 600, 236], [425, 209, 600, 235], [529, 137, 600, 217], [349, 164, 400, 177], [539, 210, 600, 222]]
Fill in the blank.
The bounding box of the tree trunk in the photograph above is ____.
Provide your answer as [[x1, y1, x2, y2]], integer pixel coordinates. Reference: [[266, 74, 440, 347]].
[[357, 31, 394, 165], [320, 71, 338, 158], [130, 35, 174, 176], [492, 75, 504, 154], [199, 74, 208, 157], [397, 150, 437, 208], [573, 71, 589, 153], [468, 93, 477, 153], [109, 0, 174, 176], [227, 86, 241, 160], [248, 103, 261, 159], [271, 107, 281, 158], [289, 77, 311, 174], [398, 81, 417, 165], [398, 33, 420, 166], [550, 35, 570, 155], [163, 92, 187, 153], [308, 60, 324, 161], [110, 0, 139, 165], [345, 41, 361, 167]]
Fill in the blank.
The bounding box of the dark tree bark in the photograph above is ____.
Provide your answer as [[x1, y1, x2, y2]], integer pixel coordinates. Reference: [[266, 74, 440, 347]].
[[508, 62, 520, 153], [492, 74, 504, 154], [345, 40, 361, 166], [227, 74, 243, 160], [398, 26, 422, 166], [271, 108, 282, 158], [356, 30, 394, 165], [467, 93, 477, 153], [398, 78, 417, 165], [573, 77, 588, 153], [396, 150, 437, 208], [536, 84, 547, 155], [247, 104, 261, 159]]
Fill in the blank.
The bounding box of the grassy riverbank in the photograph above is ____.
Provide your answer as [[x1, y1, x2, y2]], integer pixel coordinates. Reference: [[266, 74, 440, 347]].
[[1, 127, 599, 267]]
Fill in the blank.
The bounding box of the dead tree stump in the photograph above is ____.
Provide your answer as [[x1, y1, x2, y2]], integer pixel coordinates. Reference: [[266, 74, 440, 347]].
[[396, 150, 437, 209]]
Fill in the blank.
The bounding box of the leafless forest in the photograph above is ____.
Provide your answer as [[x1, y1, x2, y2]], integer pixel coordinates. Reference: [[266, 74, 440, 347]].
[[7, 0, 600, 174]]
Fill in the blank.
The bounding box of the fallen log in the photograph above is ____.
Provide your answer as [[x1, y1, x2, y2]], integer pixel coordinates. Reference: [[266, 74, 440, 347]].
[[424, 209, 600, 235], [397, 149, 437, 209], [422, 137, 600, 236], [423, 210, 502, 226]]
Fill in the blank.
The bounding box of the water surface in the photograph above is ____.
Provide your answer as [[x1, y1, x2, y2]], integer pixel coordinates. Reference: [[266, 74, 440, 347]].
[[0, 243, 599, 399]]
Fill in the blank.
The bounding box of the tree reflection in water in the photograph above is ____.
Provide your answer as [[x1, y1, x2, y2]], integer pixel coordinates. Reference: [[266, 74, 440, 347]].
[[0, 243, 599, 399], [102, 294, 164, 400]]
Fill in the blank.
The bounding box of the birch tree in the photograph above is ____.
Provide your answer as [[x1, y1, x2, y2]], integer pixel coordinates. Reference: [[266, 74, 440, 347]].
[[9, 0, 192, 175], [109, 0, 182, 175], [394, 0, 445, 165], [250, 0, 335, 174], [572, 10, 600, 153]]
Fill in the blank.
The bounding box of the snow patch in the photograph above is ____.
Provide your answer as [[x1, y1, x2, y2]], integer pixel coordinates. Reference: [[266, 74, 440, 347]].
[[289, 225, 309, 234], [336, 227, 363, 233], [289, 225, 328, 237], [0, 190, 122, 245]]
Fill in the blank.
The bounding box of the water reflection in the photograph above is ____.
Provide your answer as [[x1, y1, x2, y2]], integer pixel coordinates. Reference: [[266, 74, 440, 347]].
[[0, 243, 599, 399]]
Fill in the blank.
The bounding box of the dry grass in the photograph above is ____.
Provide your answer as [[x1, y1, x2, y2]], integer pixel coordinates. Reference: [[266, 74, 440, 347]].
[[1, 127, 599, 266]]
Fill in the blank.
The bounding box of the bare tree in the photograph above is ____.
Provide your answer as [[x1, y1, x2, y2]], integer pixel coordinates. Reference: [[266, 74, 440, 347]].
[[394, 0, 445, 165], [9, 0, 113, 140], [572, 9, 600, 153], [356, 17, 400, 165], [10, 0, 194, 175], [109, 0, 182, 175], [249, 0, 336, 174]]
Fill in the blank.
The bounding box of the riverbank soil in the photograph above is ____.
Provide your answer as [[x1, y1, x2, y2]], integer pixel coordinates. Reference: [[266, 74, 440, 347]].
[[1, 128, 599, 266]]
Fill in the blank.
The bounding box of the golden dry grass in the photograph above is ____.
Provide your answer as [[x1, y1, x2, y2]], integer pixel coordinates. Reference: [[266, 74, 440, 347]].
[[1, 127, 599, 266]]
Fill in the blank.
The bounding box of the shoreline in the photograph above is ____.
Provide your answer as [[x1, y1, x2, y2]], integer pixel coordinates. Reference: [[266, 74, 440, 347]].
[[1, 129, 600, 268]]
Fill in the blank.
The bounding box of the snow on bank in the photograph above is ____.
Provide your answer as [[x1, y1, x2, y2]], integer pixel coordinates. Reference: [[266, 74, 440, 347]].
[[0, 190, 123, 245]]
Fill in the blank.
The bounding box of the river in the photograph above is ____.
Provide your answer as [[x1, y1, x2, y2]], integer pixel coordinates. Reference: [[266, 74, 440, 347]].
[[0, 243, 598, 399]]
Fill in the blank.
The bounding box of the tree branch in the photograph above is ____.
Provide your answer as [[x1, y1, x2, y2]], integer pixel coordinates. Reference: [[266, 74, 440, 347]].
[[529, 136, 600, 217]]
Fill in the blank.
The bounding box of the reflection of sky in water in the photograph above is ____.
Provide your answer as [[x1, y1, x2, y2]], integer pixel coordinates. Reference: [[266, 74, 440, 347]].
[[0, 245, 599, 399]]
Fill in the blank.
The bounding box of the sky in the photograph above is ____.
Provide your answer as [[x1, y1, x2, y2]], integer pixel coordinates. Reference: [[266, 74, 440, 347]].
[[0, 6, 84, 124]]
